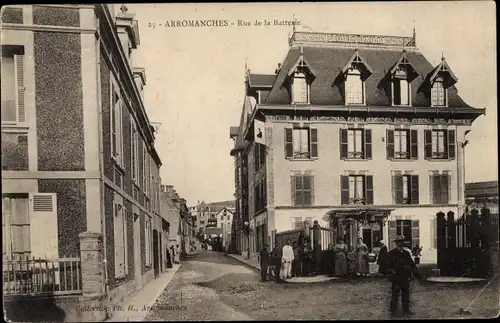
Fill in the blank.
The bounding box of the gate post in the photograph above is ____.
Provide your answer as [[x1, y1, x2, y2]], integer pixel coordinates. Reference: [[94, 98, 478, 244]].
[[436, 212, 446, 275], [470, 209, 480, 277]]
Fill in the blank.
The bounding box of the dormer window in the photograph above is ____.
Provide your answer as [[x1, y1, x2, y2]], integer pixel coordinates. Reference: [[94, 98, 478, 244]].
[[389, 51, 418, 107], [342, 50, 373, 106], [292, 71, 308, 104], [287, 49, 316, 105], [431, 78, 446, 106]]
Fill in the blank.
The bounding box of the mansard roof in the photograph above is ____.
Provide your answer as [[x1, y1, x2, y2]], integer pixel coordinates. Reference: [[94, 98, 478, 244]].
[[264, 44, 473, 109], [248, 73, 276, 88], [427, 57, 459, 86]]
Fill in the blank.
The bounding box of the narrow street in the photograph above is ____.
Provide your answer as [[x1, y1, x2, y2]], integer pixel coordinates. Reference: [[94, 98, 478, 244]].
[[145, 251, 499, 321]]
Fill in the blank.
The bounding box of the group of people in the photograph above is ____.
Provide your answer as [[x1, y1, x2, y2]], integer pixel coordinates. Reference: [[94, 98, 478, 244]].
[[166, 244, 181, 268]]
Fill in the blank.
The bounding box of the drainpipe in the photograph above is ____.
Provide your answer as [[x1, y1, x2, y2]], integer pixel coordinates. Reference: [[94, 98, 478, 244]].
[[95, 14, 109, 294]]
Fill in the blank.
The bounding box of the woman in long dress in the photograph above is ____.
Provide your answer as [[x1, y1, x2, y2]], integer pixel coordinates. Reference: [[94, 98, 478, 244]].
[[334, 239, 348, 277], [356, 238, 370, 276]]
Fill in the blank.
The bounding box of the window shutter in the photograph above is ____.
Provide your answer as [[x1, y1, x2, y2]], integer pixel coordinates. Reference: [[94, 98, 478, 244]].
[[111, 99, 117, 157], [447, 129, 456, 159], [410, 175, 419, 204], [364, 129, 372, 159], [290, 174, 297, 206], [441, 174, 450, 204], [365, 175, 374, 205], [424, 130, 432, 158], [432, 175, 441, 204], [285, 128, 293, 158], [122, 207, 128, 273], [410, 130, 418, 159], [386, 130, 395, 159], [309, 175, 315, 206], [29, 193, 58, 260], [340, 129, 348, 158], [14, 55, 25, 123], [394, 175, 403, 204], [114, 203, 125, 277], [411, 220, 420, 249], [310, 128, 318, 158], [432, 218, 437, 249], [341, 175, 349, 205], [388, 220, 397, 249]]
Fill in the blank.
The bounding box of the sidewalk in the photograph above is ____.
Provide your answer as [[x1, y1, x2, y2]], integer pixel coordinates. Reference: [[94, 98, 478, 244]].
[[106, 264, 182, 322]]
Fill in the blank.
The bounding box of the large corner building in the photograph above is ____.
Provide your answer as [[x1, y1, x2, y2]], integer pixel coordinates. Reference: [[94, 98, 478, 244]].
[[230, 31, 484, 264]]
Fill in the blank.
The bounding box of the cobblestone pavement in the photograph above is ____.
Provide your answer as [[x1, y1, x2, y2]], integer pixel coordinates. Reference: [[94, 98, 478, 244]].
[[146, 251, 499, 321]]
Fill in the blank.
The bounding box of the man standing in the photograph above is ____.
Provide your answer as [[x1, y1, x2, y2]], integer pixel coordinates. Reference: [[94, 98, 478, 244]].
[[271, 241, 283, 282], [292, 241, 302, 277], [387, 235, 421, 317], [259, 244, 270, 282], [377, 241, 389, 276], [281, 240, 295, 280]]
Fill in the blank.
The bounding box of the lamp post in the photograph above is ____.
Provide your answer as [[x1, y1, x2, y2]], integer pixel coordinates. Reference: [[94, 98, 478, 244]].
[[243, 220, 250, 259]]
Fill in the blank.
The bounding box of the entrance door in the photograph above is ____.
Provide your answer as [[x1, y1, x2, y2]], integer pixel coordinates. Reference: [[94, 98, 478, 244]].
[[363, 229, 373, 251], [133, 213, 142, 287], [153, 230, 159, 277]]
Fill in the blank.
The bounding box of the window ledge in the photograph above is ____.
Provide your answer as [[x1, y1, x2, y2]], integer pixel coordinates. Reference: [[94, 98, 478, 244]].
[[341, 158, 371, 161], [1, 124, 29, 132], [286, 157, 318, 162], [388, 158, 417, 162], [392, 104, 412, 108], [425, 158, 455, 162]]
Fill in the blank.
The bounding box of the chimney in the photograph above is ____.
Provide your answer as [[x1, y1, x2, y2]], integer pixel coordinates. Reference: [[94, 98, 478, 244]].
[[115, 4, 140, 63]]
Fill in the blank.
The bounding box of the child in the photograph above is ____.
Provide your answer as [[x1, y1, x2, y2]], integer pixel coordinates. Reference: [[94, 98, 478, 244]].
[[347, 246, 358, 277]]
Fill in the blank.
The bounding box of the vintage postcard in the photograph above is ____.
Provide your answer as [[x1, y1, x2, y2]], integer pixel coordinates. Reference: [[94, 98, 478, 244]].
[[1, 2, 498, 322]]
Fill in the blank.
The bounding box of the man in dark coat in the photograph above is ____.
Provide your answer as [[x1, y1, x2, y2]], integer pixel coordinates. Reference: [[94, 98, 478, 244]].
[[259, 244, 271, 281], [387, 235, 421, 317], [291, 241, 302, 277], [271, 241, 283, 282], [377, 241, 389, 276]]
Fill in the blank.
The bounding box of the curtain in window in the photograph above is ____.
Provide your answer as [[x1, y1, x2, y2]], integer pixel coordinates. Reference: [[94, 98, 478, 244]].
[[431, 81, 445, 106], [293, 73, 308, 103], [345, 71, 363, 104], [400, 79, 409, 105], [395, 130, 407, 155]]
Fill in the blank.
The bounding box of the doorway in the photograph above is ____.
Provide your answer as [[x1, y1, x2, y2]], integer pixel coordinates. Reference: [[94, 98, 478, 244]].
[[133, 213, 142, 287], [153, 230, 159, 277]]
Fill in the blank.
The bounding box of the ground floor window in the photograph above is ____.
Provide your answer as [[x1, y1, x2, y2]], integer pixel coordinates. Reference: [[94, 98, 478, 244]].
[[2, 194, 30, 260]]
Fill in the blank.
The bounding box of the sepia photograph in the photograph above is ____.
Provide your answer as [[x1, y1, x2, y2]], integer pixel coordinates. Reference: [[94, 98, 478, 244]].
[[1, 2, 498, 322]]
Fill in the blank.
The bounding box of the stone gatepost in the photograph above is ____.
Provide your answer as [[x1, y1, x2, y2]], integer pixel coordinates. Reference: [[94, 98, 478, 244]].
[[78, 231, 107, 321]]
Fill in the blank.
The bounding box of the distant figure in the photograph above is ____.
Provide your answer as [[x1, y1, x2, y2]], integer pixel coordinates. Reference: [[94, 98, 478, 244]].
[[387, 235, 421, 317], [377, 241, 389, 276], [302, 239, 313, 277], [175, 245, 181, 263], [281, 240, 295, 280], [259, 244, 270, 281], [291, 241, 302, 278], [356, 238, 370, 276], [334, 238, 348, 277], [166, 247, 173, 268], [271, 241, 283, 282]]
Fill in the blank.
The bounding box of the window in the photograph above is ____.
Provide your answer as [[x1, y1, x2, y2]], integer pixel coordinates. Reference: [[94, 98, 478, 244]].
[[291, 174, 314, 207], [386, 129, 418, 160], [2, 194, 30, 260], [396, 220, 412, 247], [392, 71, 410, 106], [340, 128, 372, 159], [340, 175, 373, 205], [130, 119, 139, 183], [113, 199, 127, 278], [393, 174, 419, 204], [430, 173, 451, 204], [254, 177, 267, 212], [145, 215, 152, 267], [424, 129, 455, 160], [292, 72, 308, 104], [431, 80, 446, 106], [143, 146, 149, 195], [285, 127, 318, 159], [1, 46, 25, 125], [110, 80, 124, 167], [345, 68, 364, 105], [293, 217, 304, 229], [253, 144, 265, 172]]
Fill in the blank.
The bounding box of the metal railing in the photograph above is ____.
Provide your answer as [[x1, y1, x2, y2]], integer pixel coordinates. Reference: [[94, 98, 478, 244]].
[[3, 256, 82, 296]]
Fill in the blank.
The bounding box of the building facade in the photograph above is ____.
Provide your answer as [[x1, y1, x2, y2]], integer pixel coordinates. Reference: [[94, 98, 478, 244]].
[[160, 185, 192, 254], [465, 181, 499, 215], [2, 4, 164, 308], [230, 31, 484, 263]]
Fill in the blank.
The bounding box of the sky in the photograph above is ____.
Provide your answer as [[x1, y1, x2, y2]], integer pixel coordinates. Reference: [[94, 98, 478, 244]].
[[126, 2, 497, 205]]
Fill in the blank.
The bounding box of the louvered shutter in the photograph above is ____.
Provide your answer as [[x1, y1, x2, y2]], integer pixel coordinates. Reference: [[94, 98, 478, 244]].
[[310, 128, 318, 158], [388, 221, 397, 249], [29, 193, 58, 260], [14, 55, 25, 123], [447, 129, 456, 159], [290, 174, 297, 206], [114, 203, 124, 277], [341, 175, 349, 205], [285, 128, 293, 158], [340, 129, 348, 158], [308, 174, 315, 206], [432, 175, 441, 204], [364, 129, 372, 159], [411, 220, 420, 249], [365, 175, 374, 205], [111, 91, 117, 157], [386, 130, 395, 159], [130, 119, 135, 180], [424, 130, 432, 158], [410, 130, 418, 159], [394, 175, 403, 204], [441, 174, 449, 204], [410, 175, 419, 204]]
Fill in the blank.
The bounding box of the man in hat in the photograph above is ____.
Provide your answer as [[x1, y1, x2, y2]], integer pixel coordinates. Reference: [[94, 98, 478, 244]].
[[387, 235, 421, 317]]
